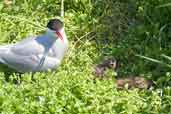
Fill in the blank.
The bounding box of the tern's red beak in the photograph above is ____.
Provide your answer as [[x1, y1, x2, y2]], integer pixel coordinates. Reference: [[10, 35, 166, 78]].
[[56, 31, 64, 42]]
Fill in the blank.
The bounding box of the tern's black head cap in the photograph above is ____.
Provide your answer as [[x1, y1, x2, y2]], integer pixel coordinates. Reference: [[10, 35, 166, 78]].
[[47, 19, 64, 31]]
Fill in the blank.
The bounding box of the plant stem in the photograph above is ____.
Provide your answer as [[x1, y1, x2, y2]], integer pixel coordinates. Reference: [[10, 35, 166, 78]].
[[61, 0, 64, 18]]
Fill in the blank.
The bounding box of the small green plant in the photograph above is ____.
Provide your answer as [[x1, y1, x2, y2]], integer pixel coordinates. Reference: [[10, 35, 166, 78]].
[[0, 0, 171, 113]]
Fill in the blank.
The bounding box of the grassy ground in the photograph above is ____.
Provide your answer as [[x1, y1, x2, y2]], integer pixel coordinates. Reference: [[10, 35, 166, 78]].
[[0, 0, 171, 113]]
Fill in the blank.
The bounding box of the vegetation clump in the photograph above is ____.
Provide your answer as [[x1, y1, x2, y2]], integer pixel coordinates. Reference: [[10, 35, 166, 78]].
[[0, 0, 171, 113]]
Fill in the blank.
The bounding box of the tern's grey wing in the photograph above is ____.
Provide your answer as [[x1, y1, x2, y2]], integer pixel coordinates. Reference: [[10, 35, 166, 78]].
[[11, 36, 45, 56], [0, 36, 45, 72], [0, 49, 39, 72], [1, 49, 61, 72]]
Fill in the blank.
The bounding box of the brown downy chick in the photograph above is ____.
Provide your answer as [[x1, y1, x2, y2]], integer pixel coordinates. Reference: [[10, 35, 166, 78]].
[[134, 77, 153, 89], [94, 58, 117, 79], [104, 58, 118, 69], [116, 76, 153, 89]]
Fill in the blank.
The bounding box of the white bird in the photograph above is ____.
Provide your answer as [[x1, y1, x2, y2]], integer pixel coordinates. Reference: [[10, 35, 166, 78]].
[[0, 19, 68, 73]]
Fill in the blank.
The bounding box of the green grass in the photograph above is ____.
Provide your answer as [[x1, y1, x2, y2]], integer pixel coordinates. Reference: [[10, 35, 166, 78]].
[[0, 0, 171, 113]]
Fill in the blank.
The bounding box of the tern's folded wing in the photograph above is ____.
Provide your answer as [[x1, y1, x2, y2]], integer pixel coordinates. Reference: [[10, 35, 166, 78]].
[[1, 50, 40, 72], [11, 37, 45, 56]]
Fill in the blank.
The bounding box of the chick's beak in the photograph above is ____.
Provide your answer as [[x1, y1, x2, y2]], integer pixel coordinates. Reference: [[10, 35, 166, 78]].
[[56, 31, 64, 42]]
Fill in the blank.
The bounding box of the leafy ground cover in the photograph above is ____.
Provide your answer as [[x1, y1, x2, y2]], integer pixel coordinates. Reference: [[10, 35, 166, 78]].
[[0, 0, 171, 113]]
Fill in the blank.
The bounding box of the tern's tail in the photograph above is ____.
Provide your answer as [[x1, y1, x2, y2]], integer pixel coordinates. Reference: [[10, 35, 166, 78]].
[[0, 45, 10, 63]]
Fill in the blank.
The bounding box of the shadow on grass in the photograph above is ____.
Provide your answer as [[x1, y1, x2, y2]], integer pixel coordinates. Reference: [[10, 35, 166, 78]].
[[0, 63, 25, 84]]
